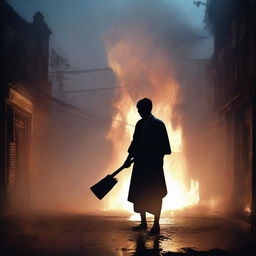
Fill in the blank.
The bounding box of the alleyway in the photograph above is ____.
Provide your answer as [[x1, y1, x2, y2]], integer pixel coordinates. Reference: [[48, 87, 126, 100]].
[[1, 214, 255, 256]]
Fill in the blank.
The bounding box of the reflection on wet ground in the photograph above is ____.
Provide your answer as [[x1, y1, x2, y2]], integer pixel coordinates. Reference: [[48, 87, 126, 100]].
[[0, 214, 255, 255]]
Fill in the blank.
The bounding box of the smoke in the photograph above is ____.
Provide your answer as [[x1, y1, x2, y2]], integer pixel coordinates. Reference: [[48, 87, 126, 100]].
[[104, 0, 199, 121], [103, 0, 228, 214]]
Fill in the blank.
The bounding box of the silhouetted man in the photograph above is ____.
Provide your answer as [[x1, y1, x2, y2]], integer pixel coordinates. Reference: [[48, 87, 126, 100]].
[[124, 98, 171, 235]]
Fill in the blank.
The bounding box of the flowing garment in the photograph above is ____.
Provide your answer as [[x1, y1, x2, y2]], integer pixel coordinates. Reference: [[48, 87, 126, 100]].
[[128, 115, 171, 214]]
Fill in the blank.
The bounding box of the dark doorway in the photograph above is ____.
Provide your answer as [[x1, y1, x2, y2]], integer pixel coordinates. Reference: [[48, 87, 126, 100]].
[[7, 107, 31, 212]]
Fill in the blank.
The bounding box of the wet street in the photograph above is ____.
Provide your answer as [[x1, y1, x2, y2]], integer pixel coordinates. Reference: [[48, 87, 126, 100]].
[[0, 214, 256, 256]]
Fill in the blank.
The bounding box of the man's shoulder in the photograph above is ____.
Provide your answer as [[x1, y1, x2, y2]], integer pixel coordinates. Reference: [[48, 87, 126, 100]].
[[136, 119, 143, 125], [135, 115, 166, 127], [151, 116, 165, 126], [135, 119, 143, 129]]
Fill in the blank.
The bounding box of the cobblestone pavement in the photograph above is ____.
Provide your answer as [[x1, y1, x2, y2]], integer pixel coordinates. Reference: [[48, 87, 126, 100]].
[[0, 214, 255, 256]]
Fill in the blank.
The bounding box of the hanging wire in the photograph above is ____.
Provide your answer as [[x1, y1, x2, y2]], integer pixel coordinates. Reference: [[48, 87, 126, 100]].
[[49, 67, 112, 74], [24, 85, 135, 128], [47, 67, 135, 128], [52, 85, 131, 93]]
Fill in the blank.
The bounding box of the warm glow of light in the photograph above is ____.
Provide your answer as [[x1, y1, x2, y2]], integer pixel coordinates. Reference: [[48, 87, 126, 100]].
[[129, 213, 141, 221], [104, 33, 200, 214], [244, 204, 252, 215]]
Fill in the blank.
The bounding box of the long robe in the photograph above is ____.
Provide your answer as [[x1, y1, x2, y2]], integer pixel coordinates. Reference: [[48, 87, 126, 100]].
[[127, 115, 171, 214]]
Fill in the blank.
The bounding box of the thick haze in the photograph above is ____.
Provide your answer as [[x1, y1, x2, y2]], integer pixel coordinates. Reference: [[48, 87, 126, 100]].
[[6, 0, 225, 215], [8, 0, 212, 68]]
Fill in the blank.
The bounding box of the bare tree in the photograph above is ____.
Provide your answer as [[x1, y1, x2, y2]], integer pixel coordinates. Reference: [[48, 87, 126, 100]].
[[49, 48, 70, 71], [49, 48, 70, 92]]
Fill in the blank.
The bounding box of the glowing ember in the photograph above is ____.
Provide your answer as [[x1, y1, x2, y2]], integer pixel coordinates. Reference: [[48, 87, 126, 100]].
[[104, 30, 200, 214]]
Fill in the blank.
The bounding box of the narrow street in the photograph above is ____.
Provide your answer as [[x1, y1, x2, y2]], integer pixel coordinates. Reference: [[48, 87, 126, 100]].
[[1, 214, 255, 256], [1, 1, 256, 255]]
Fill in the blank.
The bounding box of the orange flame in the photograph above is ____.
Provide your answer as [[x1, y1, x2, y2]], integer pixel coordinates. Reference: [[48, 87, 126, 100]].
[[104, 34, 199, 214]]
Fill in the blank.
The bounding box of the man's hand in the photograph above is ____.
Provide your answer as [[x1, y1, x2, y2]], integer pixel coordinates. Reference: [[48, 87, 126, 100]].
[[123, 154, 134, 168], [123, 157, 134, 168], [123, 160, 132, 168]]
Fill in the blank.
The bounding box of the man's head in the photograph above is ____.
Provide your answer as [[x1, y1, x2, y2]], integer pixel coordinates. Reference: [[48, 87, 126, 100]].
[[136, 98, 152, 118]]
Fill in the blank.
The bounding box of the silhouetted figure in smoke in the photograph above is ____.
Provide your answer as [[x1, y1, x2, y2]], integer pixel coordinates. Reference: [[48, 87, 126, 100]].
[[123, 98, 171, 235]]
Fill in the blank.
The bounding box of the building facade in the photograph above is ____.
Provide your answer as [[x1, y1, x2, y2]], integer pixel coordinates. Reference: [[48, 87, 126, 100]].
[[0, 1, 51, 213], [208, 0, 256, 216]]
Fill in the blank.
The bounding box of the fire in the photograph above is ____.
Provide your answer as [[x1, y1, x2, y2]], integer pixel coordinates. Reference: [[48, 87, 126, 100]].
[[104, 32, 199, 214]]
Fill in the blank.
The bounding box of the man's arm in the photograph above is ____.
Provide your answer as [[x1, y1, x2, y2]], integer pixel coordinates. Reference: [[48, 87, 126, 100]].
[[123, 121, 139, 168], [159, 121, 171, 155]]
